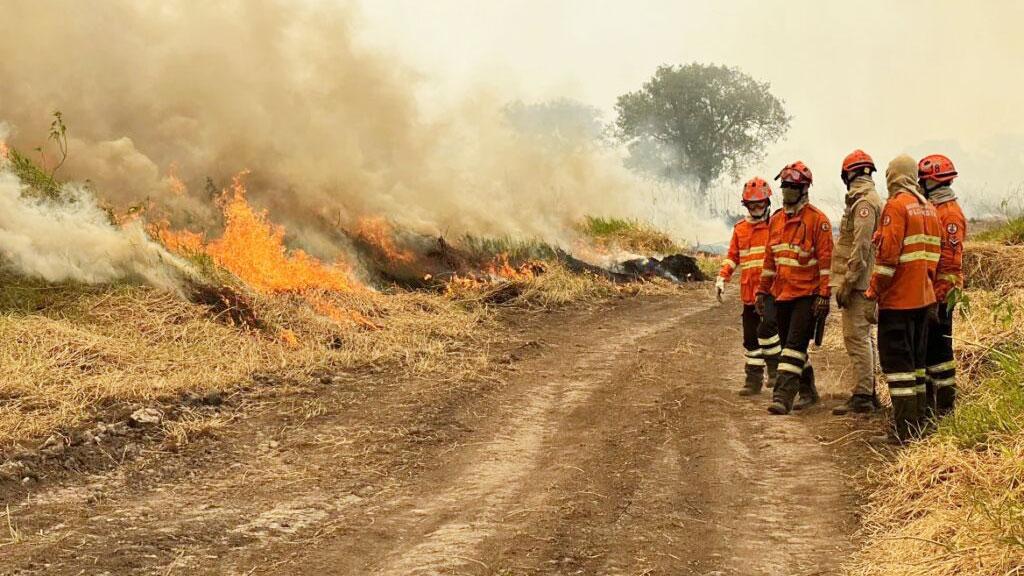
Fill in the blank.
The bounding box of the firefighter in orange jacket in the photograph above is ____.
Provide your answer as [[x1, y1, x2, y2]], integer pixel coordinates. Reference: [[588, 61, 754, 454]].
[[918, 154, 966, 417], [757, 161, 833, 415], [865, 155, 942, 441], [717, 177, 780, 396]]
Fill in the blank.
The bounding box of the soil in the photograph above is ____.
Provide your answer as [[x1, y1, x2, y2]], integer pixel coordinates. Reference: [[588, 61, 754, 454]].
[[0, 287, 888, 575]]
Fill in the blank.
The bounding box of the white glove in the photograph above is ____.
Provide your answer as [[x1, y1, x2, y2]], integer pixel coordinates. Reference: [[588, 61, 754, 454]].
[[715, 276, 725, 297]]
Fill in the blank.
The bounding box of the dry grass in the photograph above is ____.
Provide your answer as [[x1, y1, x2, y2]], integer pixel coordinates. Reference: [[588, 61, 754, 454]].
[[0, 276, 492, 449], [845, 243, 1024, 576]]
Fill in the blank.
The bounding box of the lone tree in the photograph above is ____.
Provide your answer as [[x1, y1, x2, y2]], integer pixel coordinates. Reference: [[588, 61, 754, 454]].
[[614, 64, 790, 199]]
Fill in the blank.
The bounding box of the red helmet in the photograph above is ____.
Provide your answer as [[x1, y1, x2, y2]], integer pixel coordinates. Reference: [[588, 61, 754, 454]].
[[775, 161, 813, 186], [842, 149, 875, 174], [918, 154, 957, 184], [742, 177, 772, 203]]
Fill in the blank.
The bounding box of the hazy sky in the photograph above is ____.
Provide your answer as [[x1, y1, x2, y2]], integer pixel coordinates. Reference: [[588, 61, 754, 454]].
[[358, 0, 1024, 216]]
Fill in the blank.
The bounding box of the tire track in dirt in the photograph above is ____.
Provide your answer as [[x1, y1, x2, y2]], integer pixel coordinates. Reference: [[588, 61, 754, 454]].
[[365, 300, 708, 576]]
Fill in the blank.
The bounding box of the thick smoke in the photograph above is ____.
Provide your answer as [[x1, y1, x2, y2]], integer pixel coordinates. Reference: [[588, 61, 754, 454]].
[[0, 0, 722, 263], [0, 169, 191, 291]]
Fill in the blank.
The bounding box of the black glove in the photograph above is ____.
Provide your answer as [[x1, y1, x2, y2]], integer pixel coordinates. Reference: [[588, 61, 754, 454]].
[[927, 303, 940, 325], [814, 295, 831, 319], [755, 293, 767, 317], [835, 281, 852, 309]]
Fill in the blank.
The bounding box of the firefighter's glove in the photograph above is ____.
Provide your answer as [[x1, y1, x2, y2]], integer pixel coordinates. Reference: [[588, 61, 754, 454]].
[[946, 287, 962, 317], [813, 295, 831, 319], [715, 276, 725, 301], [755, 293, 767, 317], [864, 299, 879, 325], [835, 281, 852, 309], [927, 303, 940, 325]]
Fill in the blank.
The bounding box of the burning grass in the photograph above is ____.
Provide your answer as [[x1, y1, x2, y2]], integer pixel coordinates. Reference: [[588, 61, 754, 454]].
[[845, 242, 1024, 576]]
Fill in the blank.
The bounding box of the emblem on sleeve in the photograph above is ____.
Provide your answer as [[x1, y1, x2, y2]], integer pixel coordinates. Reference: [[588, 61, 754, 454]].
[[858, 207, 870, 218], [821, 222, 830, 232], [947, 223, 959, 234], [882, 215, 892, 226]]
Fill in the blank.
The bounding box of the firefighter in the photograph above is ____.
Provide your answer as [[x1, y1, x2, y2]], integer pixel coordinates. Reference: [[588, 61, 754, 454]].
[[831, 150, 883, 415], [757, 161, 833, 415], [919, 154, 966, 417], [717, 177, 780, 396], [864, 154, 942, 441]]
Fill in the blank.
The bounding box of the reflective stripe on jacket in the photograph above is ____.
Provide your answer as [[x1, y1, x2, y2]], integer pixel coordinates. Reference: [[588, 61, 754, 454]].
[[867, 190, 942, 310], [719, 218, 770, 305], [757, 203, 834, 301], [932, 195, 966, 302]]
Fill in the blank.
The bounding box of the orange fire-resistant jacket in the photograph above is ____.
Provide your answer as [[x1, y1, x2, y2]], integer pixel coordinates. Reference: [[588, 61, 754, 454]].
[[931, 189, 966, 303], [719, 217, 770, 305], [866, 190, 942, 310], [757, 203, 834, 301]]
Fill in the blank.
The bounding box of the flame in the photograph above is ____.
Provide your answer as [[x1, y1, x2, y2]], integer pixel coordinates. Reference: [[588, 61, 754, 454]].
[[166, 163, 187, 196], [354, 216, 414, 263], [205, 172, 355, 294], [279, 328, 299, 348], [309, 295, 380, 330], [150, 220, 206, 254], [484, 253, 544, 281]]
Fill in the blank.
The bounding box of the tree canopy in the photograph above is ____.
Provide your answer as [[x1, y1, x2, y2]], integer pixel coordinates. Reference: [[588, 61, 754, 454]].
[[614, 64, 790, 198]]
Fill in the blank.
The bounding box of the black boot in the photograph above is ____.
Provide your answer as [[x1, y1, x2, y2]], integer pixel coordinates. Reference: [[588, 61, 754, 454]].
[[891, 393, 921, 443], [936, 386, 956, 417], [738, 371, 764, 396], [765, 357, 779, 389], [832, 394, 876, 415], [793, 364, 819, 411], [768, 372, 799, 415]]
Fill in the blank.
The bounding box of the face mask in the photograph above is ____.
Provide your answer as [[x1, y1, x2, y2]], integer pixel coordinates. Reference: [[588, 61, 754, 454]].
[[782, 187, 804, 206]]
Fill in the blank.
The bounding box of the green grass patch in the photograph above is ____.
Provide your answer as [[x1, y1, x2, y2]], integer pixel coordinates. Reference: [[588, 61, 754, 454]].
[[459, 235, 556, 263], [577, 216, 683, 254], [937, 348, 1024, 448], [974, 216, 1024, 245]]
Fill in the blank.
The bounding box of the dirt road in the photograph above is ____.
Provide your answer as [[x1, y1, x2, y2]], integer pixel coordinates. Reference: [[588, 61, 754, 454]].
[[2, 289, 880, 575]]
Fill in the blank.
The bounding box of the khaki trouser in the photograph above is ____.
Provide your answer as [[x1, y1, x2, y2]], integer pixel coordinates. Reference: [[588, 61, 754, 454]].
[[842, 291, 877, 396]]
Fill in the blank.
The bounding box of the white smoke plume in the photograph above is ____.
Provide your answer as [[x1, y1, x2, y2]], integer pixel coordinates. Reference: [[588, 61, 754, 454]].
[[0, 0, 723, 264], [0, 169, 191, 291]]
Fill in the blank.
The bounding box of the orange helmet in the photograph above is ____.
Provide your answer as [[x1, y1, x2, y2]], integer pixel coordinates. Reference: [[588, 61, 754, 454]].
[[742, 177, 772, 203], [918, 154, 958, 184], [775, 161, 813, 186], [842, 149, 875, 174]]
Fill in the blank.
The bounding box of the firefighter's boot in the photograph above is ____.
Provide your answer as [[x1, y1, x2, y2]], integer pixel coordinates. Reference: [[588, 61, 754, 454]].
[[832, 394, 875, 415], [793, 364, 820, 411], [765, 356, 779, 389], [768, 372, 800, 415], [891, 394, 921, 443], [936, 385, 956, 417], [738, 365, 764, 396]]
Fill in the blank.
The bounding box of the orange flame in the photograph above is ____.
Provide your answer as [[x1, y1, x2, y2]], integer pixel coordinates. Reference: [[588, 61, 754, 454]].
[[354, 216, 415, 263], [150, 220, 206, 254], [166, 163, 187, 196], [485, 253, 544, 281], [205, 173, 355, 294]]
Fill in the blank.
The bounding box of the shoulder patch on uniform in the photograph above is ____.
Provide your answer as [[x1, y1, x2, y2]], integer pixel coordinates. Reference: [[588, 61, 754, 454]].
[[947, 223, 959, 234], [882, 215, 892, 226], [821, 221, 830, 232], [857, 206, 871, 218]]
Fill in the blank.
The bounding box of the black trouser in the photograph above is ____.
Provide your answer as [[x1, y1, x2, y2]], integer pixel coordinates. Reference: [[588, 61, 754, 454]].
[[878, 307, 929, 439], [742, 304, 780, 386], [772, 296, 816, 400], [926, 303, 957, 416]]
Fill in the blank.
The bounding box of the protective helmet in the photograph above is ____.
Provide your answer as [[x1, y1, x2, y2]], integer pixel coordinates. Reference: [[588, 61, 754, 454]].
[[775, 161, 813, 186], [842, 149, 875, 174], [918, 154, 958, 184], [742, 177, 772, 203]]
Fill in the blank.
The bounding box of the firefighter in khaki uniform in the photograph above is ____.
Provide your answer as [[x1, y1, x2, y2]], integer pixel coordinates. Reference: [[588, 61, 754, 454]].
[[716, 177, 781, 396], [831, 150, 883, 415], [918, 154, 967, 417], [757, 161, 834, 415], [865, 155, 942, 442]]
